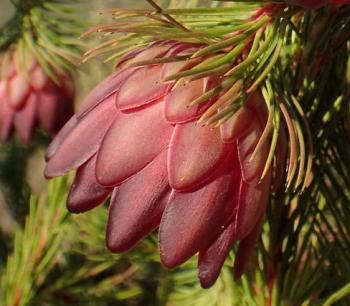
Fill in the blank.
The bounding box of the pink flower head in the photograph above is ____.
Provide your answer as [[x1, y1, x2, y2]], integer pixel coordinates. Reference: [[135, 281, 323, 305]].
[[0, 54, 74, 143], [45, 41, 283, 288]]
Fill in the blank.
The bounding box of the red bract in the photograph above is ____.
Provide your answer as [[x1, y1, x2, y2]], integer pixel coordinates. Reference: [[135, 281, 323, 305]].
[[45, 42, 277, 288], [0, 55, 74, 143]]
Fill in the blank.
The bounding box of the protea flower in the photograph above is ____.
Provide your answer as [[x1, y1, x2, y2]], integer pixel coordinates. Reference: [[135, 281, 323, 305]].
[[45, 41, 285, 288], [0, 53, 74, 143]]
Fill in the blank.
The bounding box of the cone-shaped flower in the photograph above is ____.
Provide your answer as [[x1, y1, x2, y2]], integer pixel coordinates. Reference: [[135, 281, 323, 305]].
[[45, 41, 281, 288], [0, 54, 74, 143]]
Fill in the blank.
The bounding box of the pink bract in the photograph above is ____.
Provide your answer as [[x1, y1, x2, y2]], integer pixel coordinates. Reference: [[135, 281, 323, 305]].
[[0, 56, 74, 143], [45, 41, 282, 288]]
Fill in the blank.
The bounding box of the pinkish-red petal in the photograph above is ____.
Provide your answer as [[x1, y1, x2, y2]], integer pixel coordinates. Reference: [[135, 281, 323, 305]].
[[25, 55, 37, 73], [44, 95, 117, 178], [2, 60, 16, 79], [159, 171, 236, 269], [123, 44, 171, 67], [14, 92, 38, 143], [115, 41, 174, 69], [168, 122, 229, 191], [0, 81, 6, 96], [45, 115, 78, 161], [116, 48, 145, 69], [220, 106, 252, 143], [106, 150, 169, 253], [8, 73, 30, 109], [237, 119, 269, 182], [164, 79, 210, 124], [76, 69, 135, 119], [0, 86, 14, 142], [116, 66, 169, 111], [161, 46, 200, 80], [96, 100, 173, 187], [234, 171, 271, 241], [37, 88, 60, 133], [161, 60, 190, 81], [234, 214, 264, 280], [198, 221, 236, 288], [29, 66, 48, 90], [67, 155, 112, 213]]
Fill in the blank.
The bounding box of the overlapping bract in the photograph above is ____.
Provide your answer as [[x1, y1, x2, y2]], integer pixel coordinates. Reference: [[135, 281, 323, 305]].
[[45, 42, 281, 288], [0, 55, 74, 143]]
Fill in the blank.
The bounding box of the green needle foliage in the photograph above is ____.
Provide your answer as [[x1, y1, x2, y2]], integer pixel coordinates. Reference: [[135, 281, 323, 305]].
[[0, 179, 160, 306], [0, 178, 70, 306]]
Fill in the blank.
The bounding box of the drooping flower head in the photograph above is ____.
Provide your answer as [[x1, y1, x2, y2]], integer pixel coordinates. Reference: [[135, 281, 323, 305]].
[[0, 0, 83, 143], [45, 2, 320, 288], [45, 52, 280, 290], [0, 51, 74, 143]]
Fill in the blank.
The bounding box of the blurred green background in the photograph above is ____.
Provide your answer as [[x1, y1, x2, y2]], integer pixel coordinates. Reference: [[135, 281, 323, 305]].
[[0, 0, 14, 26], [0, 0, 145, 26]]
